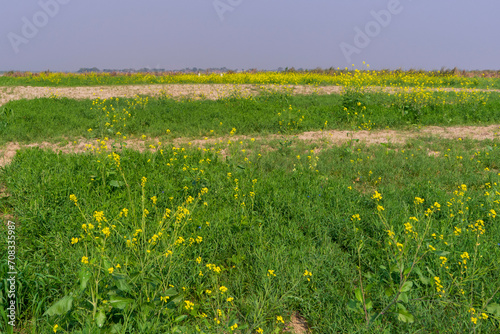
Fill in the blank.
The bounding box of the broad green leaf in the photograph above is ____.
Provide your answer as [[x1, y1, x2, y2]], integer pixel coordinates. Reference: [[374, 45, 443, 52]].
[[355, 288, 363, 302], [43, 296, 73, 316], [109, 180, 124, 188], [109, 296, 134, 310], [487, 303, 500, 317], [164, 287, 179, 296], [95, 309, 106, 328], [103, 259, 111, 273], [166, 296, 184, 310], [113, 274, 132, 293], [397, 292, 409, 303], [397, 308, 415, 323], [385, 287, 394, 297], [79, 268, 91, 292], [401, 281, 413, 292], [174, 315, 188, 323]]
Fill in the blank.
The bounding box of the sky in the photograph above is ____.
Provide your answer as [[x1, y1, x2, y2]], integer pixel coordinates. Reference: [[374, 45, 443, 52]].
[[0, 0, 499, 72]]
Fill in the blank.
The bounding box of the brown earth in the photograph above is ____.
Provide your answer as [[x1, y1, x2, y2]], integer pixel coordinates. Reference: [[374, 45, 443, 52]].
[[284, 312, 310, 334], [1, 124, 499, 167], [1, 84, 499, 107], [0, 84, 335, 106]]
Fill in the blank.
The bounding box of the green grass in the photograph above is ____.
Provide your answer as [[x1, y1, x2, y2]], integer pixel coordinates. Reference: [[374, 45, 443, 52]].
[[1, 136, 500, 333], [1, 90, 499, 145], [1, 88, 500, 333]]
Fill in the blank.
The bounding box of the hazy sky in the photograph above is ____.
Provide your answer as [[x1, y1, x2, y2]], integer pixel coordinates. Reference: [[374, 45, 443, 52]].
[[1, 0, 499, 72]]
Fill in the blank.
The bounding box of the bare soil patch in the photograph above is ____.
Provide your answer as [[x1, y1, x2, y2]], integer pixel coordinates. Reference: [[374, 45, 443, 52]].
[[1, 125, 498, 167], [284, 312, 310, 334], [1, 84, 498, 107], [0, 84, 336, 106]]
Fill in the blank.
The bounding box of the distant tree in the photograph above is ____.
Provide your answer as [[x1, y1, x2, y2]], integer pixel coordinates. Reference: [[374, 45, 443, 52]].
[[77, 67, 100, 73]]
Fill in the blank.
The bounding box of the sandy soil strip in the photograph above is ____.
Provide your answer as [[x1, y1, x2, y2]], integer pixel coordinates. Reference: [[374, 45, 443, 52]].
[[1, 125, 499, 167], [1, 84, 498, 107], [0, 84, 337, 107]]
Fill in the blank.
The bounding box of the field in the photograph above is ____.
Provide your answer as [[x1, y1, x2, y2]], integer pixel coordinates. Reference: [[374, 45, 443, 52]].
[[1, 71, 500, 333]]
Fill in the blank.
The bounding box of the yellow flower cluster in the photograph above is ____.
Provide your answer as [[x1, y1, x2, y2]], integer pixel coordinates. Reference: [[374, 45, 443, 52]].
[[206, 263, 222, 274], [184, 300, 194, 310], [351, 214, 361, 221], [93, 211, 106, 223], [434, 276, 445, 297], [414, 197, 425, 205], [467, 220, 485, 235]]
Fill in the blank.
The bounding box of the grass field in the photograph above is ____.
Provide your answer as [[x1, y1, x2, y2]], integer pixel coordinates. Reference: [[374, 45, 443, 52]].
[[1, 88, 499, 145], [1, 70, 500, 89], [1, 79, 500, 333]]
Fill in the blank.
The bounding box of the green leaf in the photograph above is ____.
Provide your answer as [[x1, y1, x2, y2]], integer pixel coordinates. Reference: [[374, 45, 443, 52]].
[[79, 268, 91, 292], [397, 292, 409, 303], [95, 309, 106, 328], [166, 295, 184, 310], [110, 323, 123, 334], [401, 281, 413, 292], [435, 250, 450, 257], [487, 303, 500, 317], [426, 266, 437, 279], [109, 180, 124, 188], [397, 307, 414, 323], [174, 315, 188, 323], [172, 326, 187, 334], [238, 323, 249, 330], [113, 274, 132, 293], [109, 296, 134, 310], [142, 277, 161, 285], [414, 266, 430, 285], [43, 295, 74, 316], [164, 287, 179, 296], [385, 287, 394, 297], [355, 288, 363, 302], [347, 300, 359, 313]]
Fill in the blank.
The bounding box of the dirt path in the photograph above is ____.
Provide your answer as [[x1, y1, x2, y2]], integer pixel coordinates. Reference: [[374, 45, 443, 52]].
[[1, 84, 499, 107], [1, 124, 499, 167]]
